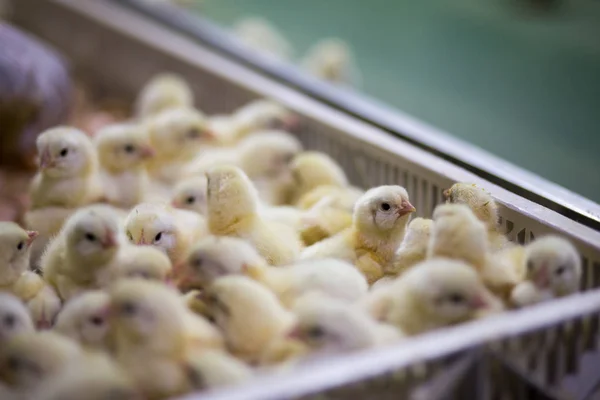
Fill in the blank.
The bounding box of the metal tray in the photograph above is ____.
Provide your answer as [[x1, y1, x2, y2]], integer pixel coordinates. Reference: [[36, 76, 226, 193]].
[[9, 1, 600, 399]]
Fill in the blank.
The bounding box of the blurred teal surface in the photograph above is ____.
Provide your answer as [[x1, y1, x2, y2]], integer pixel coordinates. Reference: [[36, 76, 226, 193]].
[[199, 0, 600, 202]]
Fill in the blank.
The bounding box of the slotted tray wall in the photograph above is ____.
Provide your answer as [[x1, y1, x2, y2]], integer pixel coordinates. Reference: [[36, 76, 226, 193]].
[[10, 1, 600, 399]]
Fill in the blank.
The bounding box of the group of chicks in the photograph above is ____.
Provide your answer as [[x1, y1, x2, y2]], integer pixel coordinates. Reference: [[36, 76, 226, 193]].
[[0, 72, 582, 400]]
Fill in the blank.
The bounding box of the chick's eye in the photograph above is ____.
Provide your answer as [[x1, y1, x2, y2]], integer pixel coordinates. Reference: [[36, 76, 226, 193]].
[[85, 233, 96, 242], [4, 314, 15, 328], [154, 232, 162, 242], [187, 128, 200, 139], [124, 144, 135, 153], [186, 196, 196, 205], [555, 266, 567, 276], [193, 258, 203, 268], [380, 202, 391, 211], [121, 302, 137, 316], [59, 148, 68, 157], [308, 326, 325, 338], [16, 241, 24, 251], [89, 316, 104, 326], [447, 293, 465, 304]]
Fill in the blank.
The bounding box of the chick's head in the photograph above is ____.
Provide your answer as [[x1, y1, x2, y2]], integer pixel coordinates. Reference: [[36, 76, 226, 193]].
[[125, 203, 179, 257], [0, 293, 34, 343], [444, 183, 499, 229], [117, 246, 172, 282], [36, 126, 96, 179], [291, 152, 348, 193], [403, 218, 432, 244], [238, 131, 302, 180], [135, 72, 193, 118], [54, 291, 111, 349], [171, 176, 207, 215], [0, 331, 82, 389], [95, 123, 154, 172], [64, 206, 121, 264], [524, 236, 581, 296], [235, 99, 298, 134], [405, 259, 497, 324], [0, 222, 38, 285], [354, 185, 416, 235], [148, 107, 214, 159]]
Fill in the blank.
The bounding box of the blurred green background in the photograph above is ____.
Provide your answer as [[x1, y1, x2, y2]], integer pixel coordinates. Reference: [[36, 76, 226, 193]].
[[199, 0, 600, 202]]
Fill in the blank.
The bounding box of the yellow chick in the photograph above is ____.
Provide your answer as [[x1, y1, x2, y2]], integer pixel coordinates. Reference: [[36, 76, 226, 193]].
[[171, 176, 208, 215], [364, 259, 503, 335], [295, 184, 364, 212], [184, 349, 253, 391], [145, 107, 216, 183], [30, 126, 101, 209], [206, 166, 302, 266], [301, 186, 416, 284], [94, 123, 155, 208], [497, 236, 582, 307], [125, 202, 208, 265], [24, 206, 75, 270], [289, 294, 400, 356], [388, 218, 433, 276], [32, 353, 140, 400], [0, 293, 34, 343], [53, 290, 111, 351], [427, 204, 488, 271], [203, 276, 295, 362], [41, 205, 122, 301], [135, 72, 194, 119], [0, 331, 83, 394], [234, 17, 294, 60], [301, 38, 361, 87], [298, 195, 355, 245], [444, 183, 512, 251], [103, 245, 173, 284]]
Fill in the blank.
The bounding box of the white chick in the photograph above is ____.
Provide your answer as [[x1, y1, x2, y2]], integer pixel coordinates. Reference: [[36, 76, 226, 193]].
[[388, 217, 433, 276], [302, 38, 361, 87], [171, 176, 208, 215], [206, 165, 302, 266], [30, 126, 101, 209], [135, 72, 193, 118], [41, 204, 122, 301], [203, 275, 295, 362], [234, 17, 294, 60], [365, 259, 503, 335], [94, 122, 155, 208], [184, 349, 253, 391], [0, 293, 34, 344], [53, 290, 111, 351], [125, 202, 208, 265], [301, 185, 416, 284], [289, 294, 400, 356]]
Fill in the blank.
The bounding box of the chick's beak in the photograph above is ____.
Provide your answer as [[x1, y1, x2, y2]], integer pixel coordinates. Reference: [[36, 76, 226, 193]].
[[26, 231, 38, 246], [397, 200, 417, 217], [471, 295, 488, 309], [39, 149, 53, 169], [442, 188, 452, 200], [282, 114, 301, 132], [286, 325, 303, 340], [101, 232, 117, 249], [171, 199, 181, 209], [534, 265, 551, 289], [140, 146, 155, 159]]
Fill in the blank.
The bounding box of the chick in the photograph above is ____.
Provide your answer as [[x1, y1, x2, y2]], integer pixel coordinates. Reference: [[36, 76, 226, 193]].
[[24, 206, 75, 270], [364, 259, 503, 335], [171, 176, 208, 215], [295, 184, 364, 212], [289, 295, 400, 356], [135, 72, 193, 119], [185, 349, 253, 391], [427, 204, 488, 271], [53, 291, 111, 351], [32, 353, 139, 400], [289, 151, 350, 204], [30, 126, 101, 209], [203, 276, 295, 362], [301, 186, 416, 284], [145, 107, 215, 183], [388, 218, 433, 276], [94, 123, 155, 208], [0, 293, 34, 343], [125, 202, 208, 265], [104, 245, 173, 284], [206, 166, 302, 266], [500, 236, 582, 307], [234, 17, 294, 60], [0, 331, 82, 394], [41, 205, 122, 301], [301, 38, 361, 87], [299, 195, 355, 245], [444, 183, 512, 251]]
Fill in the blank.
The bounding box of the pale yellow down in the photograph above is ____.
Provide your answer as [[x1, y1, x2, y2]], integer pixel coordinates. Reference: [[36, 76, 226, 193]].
[[135, 72, 194, 119]]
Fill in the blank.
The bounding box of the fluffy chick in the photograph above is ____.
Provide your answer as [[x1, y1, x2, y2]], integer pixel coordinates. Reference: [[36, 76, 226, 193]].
[[125, 202, 208, 265], [288, 151, 350, 204], [41, 205, 122, 301], [499, 236, 582, 307], [289, 294, 400, 356], [364, 259, 503, 335], [301, 186, 416, 284], [234, 17, 294, 60], [0, 293, 34, 343], [145, 107, 215, 183], [301, 38, 361, 87], [30, 126, 101, 209], [171, 176, 208, 215], [53, 291, 111, 351], [444, 183, 511, 251], [94, 123, 155, 208], [24, 206, 75, 270], [0, 331, 82, 393], [388, 218, 433, 276], [206, 166, 302, 266], [203, 276, 295, 362], [184, 349, 253, 391], [135, 72, 193, 119], [104, 245, 173, 284]]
